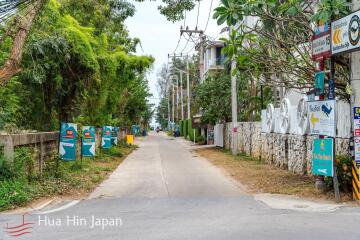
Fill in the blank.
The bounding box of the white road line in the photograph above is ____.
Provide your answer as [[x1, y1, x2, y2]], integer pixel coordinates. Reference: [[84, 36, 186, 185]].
[[31, 199, 56, 211], [36, 200, 80, 215]]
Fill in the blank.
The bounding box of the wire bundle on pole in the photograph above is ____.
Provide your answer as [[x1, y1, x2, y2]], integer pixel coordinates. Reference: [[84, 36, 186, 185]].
[[0, 0, 34, 23]]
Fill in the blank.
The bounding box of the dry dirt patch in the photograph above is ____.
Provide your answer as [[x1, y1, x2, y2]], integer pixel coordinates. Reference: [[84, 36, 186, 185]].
[[195, 147, 352, 202]]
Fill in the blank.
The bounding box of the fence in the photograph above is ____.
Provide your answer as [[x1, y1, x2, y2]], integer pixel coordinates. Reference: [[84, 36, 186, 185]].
[[0, 128, 128, 173]]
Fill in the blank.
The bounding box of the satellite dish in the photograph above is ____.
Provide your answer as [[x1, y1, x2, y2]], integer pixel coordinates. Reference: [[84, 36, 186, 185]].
[[280, 98, 291, 134], [296, 96, 308, 135], [266, 103, 275, 133]]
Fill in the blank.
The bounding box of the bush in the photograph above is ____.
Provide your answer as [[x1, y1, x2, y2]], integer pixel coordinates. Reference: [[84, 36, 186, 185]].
[[184, 119, 188, 138], [325, 155, 352, 192], [187, 119, 200, 141], [179, 120, 183, 136], [196, 135, 205, 144], [0, 156, 15, 181], [0, 179, 33, 210], [0, 147, 34, 181]]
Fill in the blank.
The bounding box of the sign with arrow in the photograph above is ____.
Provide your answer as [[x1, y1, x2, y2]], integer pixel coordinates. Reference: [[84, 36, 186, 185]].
[[308, 100, 336, 137], [312, 138, 334, 177], [332, 10, 360, 55]]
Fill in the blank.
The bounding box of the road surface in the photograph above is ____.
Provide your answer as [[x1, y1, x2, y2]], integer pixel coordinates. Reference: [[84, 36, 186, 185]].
[[1, 132, 360, 240]]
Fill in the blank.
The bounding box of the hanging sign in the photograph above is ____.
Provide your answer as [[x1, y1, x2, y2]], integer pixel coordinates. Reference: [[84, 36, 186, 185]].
[[59, 123, 77, 161], [328, 79, 335, 100], [111, 127, 119, 146], [82, 126, 96, 157], [315, 71, 325, 95], [332, 10, 360, 55], [312, 32, 331, 60], [312, 138, 334, 177], [308, 100, 336, 137], [102, 126, 112, 149]]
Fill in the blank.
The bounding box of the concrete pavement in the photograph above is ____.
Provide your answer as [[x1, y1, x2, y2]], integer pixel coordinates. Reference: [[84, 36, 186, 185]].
[[90, 132, 241, 199], [1, 132, 360, 240]]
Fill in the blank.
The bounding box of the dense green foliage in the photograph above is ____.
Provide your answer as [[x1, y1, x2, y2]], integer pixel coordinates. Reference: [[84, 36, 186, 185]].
[[194, 74, 272, 124], [213, 0, 352, 98], [0, 0, 154, 131]]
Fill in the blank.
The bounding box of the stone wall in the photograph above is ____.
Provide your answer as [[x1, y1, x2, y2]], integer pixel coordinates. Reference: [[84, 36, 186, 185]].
[[223, 122, 351, 174]]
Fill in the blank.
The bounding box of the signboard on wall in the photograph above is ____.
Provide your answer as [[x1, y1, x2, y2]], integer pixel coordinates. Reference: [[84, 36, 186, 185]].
[[59, 123, 77, 161], [312, 138, 334, 177], [111, 127, 119, 146], [312, 33, 331, 60], [332, 10, 360, 54], [82, 126, 96, 157], [102, 126, 112, 149], [308, 100, 336, 137], [354, 107, 360, 163]]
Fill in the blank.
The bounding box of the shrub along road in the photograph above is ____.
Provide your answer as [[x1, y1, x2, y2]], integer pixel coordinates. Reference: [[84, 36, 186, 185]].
[[0, 132, 359, 240]]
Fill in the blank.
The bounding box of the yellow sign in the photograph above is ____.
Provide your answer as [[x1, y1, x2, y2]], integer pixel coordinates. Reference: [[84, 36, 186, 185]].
[[310, 113, 320, 128], [332, 28, 341, 44]]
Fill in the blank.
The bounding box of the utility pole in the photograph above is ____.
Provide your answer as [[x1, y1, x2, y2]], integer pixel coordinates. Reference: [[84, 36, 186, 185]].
[[176, 75, 179, 121], [180, 27, 205, 82], [172, 83, 175, 129], [227, 24, 239, 155], [231, 57, 238, 155], [180, 71, 184, 120], [186, 57, 191, 119]]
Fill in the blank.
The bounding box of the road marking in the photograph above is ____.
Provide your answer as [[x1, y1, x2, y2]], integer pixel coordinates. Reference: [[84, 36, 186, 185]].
[[36, 200, 80, 215]]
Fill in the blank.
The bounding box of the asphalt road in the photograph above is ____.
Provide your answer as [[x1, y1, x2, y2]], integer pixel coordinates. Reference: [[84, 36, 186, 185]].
[[1, 132, 360, 240]]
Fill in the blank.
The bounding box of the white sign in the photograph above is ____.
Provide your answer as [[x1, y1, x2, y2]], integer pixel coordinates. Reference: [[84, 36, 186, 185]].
[[355, 137, 360, 162], [307, 100, 336, 137], [332, 10, 360, 54], [312, 34, 331, 60]]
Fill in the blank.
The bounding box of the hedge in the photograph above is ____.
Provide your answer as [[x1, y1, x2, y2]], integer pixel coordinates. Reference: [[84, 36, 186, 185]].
[[187, 119, 200, 141]]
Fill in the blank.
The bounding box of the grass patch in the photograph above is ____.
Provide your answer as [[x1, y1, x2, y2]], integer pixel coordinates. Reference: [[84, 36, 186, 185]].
[[0, 144, 136, 211], [195, 147, 352, 202]]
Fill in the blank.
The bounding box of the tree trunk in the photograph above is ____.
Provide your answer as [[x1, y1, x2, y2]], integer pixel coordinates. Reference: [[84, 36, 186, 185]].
[[0, 0, 42, 86]]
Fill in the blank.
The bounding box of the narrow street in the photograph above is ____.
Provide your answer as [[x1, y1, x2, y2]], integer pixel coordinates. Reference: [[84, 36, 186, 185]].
[[1, 133, 360, 240]]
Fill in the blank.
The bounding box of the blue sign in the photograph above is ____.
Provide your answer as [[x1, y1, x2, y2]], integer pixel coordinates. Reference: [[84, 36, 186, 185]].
[[312, 138, 334, 177], [354, 107, 360, 119], [111, 127, 119, 146], [102, 126, 112, 149], [82, 126, 96, 157], [315, 71, 325, 95], [59, 123, 77, 161], [328, 79, 335, 100]]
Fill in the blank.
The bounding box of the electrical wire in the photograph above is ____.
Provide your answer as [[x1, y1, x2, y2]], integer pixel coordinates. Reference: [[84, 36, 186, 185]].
[[0, 0, 33, 23], [172, 34, 182, 54], [180, 37, 189, 53], [204, 0, 214, 33]]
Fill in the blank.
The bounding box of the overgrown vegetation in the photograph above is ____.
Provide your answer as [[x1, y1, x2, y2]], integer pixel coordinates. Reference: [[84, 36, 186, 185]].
[[213, 0, 352, 102], [0, 143, 135, 211], [0, 0, 154, 131]]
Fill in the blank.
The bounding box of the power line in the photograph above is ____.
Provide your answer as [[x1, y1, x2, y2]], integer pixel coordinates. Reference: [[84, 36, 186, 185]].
[[204, 0, 214, 33], [0, 0, 33, 22], [172, 34, 182, 54]]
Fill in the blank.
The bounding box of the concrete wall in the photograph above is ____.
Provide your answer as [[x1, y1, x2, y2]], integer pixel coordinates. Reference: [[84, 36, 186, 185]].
[[221, 122, 350, 174]]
